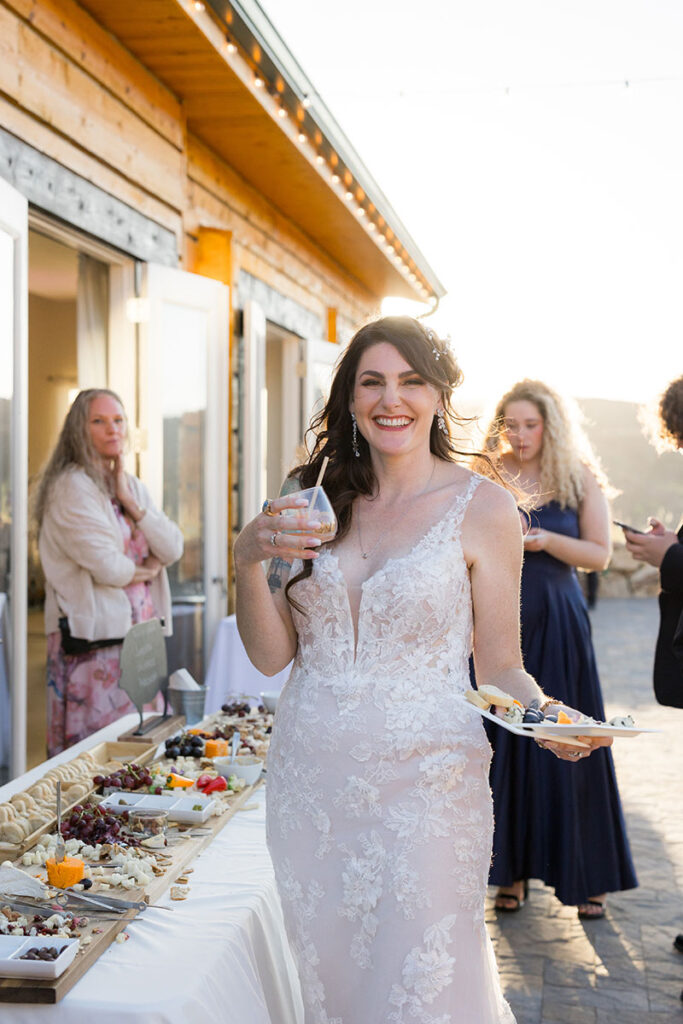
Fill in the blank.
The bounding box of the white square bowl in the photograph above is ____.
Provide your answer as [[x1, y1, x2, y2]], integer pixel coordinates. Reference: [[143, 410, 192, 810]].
[[0, 937, 79, 979]]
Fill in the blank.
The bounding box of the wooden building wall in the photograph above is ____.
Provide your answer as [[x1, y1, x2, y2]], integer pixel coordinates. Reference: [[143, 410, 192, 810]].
[[0, 0, 378, 328]]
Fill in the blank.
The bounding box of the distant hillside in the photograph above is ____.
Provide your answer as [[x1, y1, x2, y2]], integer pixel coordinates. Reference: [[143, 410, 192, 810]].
[[578, 398, 683, 529]]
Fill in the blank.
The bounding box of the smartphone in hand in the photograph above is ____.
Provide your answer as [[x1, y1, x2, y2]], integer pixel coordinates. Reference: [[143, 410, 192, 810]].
[[613, 520, 645, 535]]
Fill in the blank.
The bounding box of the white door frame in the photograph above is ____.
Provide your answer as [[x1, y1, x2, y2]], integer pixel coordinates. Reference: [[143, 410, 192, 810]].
[[140, 263, 230, 655], [242, 300, 267, 522], [0, 176, 28, 778]]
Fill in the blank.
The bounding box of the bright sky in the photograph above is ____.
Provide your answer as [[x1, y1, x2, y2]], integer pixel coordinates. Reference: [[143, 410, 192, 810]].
[[260, 0, 683, 407]]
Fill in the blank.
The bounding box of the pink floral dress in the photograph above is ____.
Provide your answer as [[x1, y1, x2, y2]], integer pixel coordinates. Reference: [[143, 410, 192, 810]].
[[46, 503, 164, 757]]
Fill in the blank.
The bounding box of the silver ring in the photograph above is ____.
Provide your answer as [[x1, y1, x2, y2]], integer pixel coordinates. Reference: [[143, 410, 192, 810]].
[[569, 751, 583, 759], [262, 499, 276, 517], [270, 532, 278, 547]]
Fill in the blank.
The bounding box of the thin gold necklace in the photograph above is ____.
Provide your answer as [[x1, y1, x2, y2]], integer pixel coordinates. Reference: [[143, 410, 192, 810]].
[[356, 460, 437, 560]]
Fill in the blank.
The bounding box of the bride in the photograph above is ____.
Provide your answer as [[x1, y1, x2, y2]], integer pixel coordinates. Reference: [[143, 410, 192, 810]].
[[234, 316, 610, 1024]]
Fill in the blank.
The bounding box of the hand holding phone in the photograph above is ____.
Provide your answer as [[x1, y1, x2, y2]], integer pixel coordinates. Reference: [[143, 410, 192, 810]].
[[613, 520, 645, 535]]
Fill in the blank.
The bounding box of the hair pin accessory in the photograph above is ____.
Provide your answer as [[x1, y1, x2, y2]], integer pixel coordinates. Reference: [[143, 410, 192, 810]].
[[425, 326, 454, 362]]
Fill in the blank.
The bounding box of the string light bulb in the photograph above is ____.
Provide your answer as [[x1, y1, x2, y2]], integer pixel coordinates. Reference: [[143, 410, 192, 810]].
[[302, 94, 312, 109], [277, 106, 288, 118], [331, 173, 340, 183], [315, 154, 325, 165], [298, 131, 307, 144], [224, 38, 237, 54], [193, 1, 205, 10], [254, 75, 264, 89]]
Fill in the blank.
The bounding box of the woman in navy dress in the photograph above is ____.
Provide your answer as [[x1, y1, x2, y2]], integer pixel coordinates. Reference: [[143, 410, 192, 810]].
[[479, 380, 637, 918]]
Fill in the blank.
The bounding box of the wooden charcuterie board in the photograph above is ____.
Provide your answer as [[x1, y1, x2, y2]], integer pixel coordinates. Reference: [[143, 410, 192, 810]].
[[0, 743, 158, 859], [0, 780, 260, 1003]]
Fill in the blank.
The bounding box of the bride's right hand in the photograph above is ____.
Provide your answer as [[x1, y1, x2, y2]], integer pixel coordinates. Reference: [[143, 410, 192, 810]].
[[233, 495, 323, 567]]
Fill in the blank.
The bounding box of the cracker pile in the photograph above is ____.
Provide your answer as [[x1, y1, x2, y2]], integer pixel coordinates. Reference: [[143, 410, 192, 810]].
[[0, 752, 97, 846]]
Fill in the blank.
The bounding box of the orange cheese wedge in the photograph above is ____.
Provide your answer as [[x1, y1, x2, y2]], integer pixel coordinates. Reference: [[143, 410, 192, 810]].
[[204, 739, 229, 758], [557, 711, 573, 724], [46, 856, 85, 889]]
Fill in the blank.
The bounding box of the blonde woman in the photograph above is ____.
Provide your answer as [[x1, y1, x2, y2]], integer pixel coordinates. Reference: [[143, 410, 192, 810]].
[[478, 380, 637, 919], [36, 389, 183, 756]]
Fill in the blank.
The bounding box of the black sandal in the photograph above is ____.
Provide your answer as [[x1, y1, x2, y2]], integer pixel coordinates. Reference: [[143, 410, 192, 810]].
[[578, 898, 606, 920], [494, 881, 528, 913]]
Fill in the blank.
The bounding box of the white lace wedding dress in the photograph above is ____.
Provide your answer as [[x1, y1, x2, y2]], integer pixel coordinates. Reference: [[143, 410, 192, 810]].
[[266, 474, 515, 1024]]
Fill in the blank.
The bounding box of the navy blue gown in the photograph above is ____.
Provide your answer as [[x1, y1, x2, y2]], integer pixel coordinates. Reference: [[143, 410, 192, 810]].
[[486, 502, 638, 905]]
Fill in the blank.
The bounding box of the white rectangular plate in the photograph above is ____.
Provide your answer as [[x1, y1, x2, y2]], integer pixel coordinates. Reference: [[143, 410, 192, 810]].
[[0, 937, 79, 979], [465, 701, 658, 738], [100, 792, 215, 824]]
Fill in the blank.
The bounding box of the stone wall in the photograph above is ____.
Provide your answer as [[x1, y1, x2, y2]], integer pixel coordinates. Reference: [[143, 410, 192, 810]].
[[594, 544, 660, 598]]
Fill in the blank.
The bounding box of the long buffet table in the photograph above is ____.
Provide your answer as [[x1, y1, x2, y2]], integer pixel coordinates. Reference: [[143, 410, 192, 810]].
[[0, 714, 304, 1024]]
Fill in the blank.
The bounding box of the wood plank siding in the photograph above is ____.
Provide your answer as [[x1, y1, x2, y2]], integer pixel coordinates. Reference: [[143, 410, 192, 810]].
[[0, 0, 431, 329]]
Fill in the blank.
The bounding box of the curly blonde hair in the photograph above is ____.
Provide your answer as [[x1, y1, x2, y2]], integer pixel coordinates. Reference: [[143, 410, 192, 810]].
[[479, 379, 610, 509], [33, 388, 128, 528]]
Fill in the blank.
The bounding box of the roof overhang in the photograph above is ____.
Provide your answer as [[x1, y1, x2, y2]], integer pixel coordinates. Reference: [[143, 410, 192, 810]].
[[76, 0, 445, 303]]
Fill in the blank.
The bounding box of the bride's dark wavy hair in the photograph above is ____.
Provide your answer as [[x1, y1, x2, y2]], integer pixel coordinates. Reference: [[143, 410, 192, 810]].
[[285, 315, 491, 610]]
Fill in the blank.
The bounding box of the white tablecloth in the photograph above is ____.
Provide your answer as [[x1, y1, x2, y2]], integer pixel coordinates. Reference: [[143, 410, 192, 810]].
[[0, 715, 303, 1024], [204, 616, 291, 714], [0, 595, 10, 772]]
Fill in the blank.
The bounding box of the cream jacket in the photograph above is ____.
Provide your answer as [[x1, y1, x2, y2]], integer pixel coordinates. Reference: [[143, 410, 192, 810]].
[[39, 467, 184, 640]]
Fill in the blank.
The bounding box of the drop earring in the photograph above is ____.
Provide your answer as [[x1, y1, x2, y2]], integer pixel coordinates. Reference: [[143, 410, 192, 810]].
[[436, 408, 448, 435], [351, 412, 360, 457]]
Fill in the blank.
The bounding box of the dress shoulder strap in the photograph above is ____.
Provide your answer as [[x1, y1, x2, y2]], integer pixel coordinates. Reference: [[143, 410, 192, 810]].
[[444, 471, 484, 536]]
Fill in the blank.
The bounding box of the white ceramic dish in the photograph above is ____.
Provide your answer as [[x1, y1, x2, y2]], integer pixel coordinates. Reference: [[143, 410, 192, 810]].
[[213, 755, 263, 785], [100, 792, 215, 824], [465, 701, 657, 739], [259, 691, 279, 713], [0, 936, 79, 979]]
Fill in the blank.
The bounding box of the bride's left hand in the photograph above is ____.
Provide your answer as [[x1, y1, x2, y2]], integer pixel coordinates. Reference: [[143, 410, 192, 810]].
[[536, 702, 613, 761]]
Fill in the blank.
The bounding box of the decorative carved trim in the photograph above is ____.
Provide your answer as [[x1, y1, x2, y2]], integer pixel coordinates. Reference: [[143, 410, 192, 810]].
[[0, 127, 177, 266], [237, 270, 323, 340]]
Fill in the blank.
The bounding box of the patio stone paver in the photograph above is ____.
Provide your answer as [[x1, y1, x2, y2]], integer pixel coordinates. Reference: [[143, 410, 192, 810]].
[[488, 597, 683, 1023]]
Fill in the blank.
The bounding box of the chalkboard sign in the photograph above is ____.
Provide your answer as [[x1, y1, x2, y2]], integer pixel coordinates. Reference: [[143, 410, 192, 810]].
[[118, 619, 168, 732]]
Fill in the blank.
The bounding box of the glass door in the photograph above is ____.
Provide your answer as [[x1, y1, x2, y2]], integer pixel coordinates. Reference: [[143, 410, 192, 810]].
[[302, 337, 341, 432], [140, 264, 229, 677], [0, 176, 28, 780]]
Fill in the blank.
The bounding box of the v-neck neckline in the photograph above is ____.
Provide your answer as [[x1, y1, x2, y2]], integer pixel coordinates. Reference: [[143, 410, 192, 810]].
[[319, 480, 478, 662]]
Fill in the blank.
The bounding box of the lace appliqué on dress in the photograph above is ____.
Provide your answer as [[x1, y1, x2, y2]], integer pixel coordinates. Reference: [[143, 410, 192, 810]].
[[267, 474, 515, 1023]]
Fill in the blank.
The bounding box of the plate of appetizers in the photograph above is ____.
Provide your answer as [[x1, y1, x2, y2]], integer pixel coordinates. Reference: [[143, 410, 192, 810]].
[[463, 687, 658, 742]]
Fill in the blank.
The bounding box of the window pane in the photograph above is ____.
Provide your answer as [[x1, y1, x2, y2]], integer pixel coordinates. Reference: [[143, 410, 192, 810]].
[[161, 304, 207, 599], [0, 230, 13, 780], [0, 231, 13, 593]]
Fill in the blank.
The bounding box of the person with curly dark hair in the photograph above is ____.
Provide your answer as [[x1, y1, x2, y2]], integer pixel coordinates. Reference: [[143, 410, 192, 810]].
[[624, 374, 683, 708], [624, 374, 683, 1000], [234, 316, 610, 1023], [658, 375, 683, 453]]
